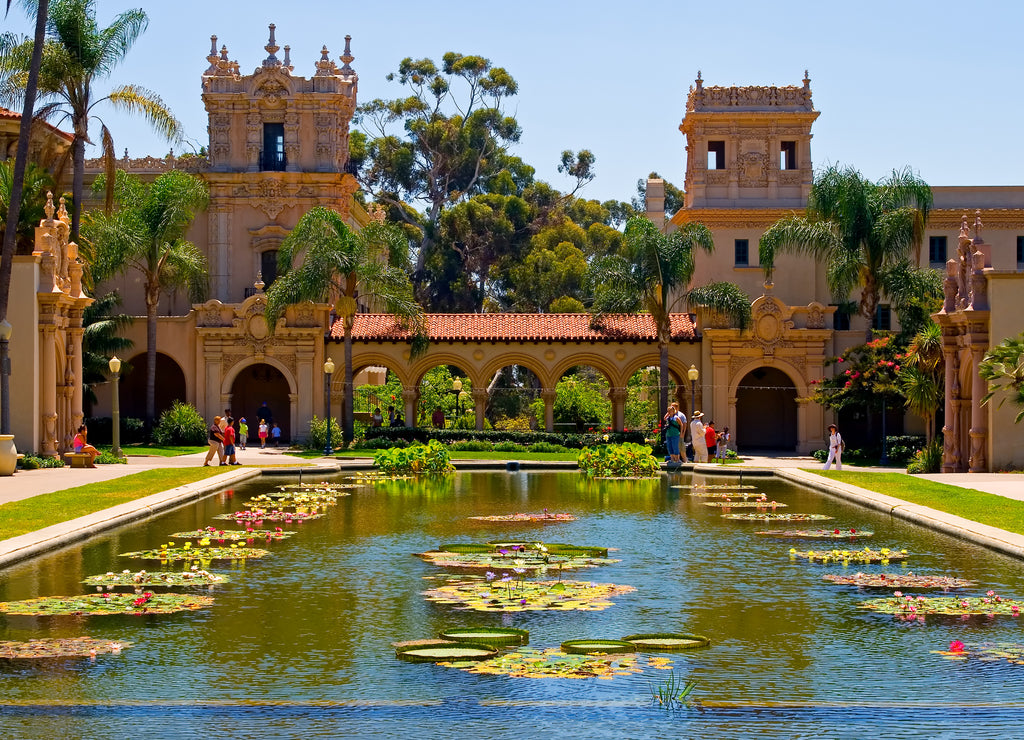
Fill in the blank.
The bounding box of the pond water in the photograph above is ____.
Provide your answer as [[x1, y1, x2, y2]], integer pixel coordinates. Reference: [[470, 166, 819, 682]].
[[2, 471, 1024, 739]]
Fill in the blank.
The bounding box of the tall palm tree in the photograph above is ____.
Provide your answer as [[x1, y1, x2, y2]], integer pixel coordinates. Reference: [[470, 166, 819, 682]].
[[0, 0, 182, 243], [266, 208, 425, 444], [898, 321, 943, 443], [588, 215, 751, 421], [0, 159, 54, 253], [80, 290, 132, 413], [759, 165, 932, 341], [81, 169, 208, 431]]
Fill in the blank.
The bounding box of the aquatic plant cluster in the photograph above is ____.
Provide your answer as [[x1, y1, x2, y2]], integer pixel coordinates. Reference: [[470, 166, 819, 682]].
[[577, 443, 660, 478]]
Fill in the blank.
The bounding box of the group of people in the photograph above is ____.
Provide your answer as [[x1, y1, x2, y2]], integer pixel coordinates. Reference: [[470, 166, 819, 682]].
[[662, 404, 730, 463], [202, 402, 282, 466], [370, 405, 405, 428]]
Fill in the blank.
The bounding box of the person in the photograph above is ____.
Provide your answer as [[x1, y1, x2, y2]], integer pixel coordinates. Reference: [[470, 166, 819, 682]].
[[704, 420, 717, 460], [71, 424, 100, 468], [663, 402, 683, 462], [390, 412, 404, 427], [223, 417, 239, 465], [203, 416, 225, 466], [431, 406, 445, 429], [371, 408, 383, 428], [271, 422, 282, 447], [238, 417, 248, 451], [824, 423, 843, 470], [690, 411, 708, 463], [258, 419, 269, 449], [257, 401, 272, 426], [717, 426, 731, 460], [387, 405, 396, 425]]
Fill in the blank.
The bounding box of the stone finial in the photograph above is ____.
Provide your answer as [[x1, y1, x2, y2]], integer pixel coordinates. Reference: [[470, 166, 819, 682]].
[[315, 45, 337, 76], [340, 35, 355, 74], [973, 209, 983, 243], [44, 191, 55, 221], [283, 45, 292, 72], [254, 272, 265, 292], [57, 196, 69, 224], [263, 23, 281, 68], [959, 213, 970, 243], [123, 147, 129, 161], [205, 35, 219, 75], [803, 69, 810, 87]]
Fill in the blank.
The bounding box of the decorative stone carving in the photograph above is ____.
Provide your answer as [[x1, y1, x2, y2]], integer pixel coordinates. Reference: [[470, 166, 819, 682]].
[[806, 304, 825, 330], [738, 151, 768, 186]]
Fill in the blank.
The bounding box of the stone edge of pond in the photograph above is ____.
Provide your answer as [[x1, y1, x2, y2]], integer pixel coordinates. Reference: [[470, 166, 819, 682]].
[[0, 468, 262, 571], [777, 468, 1024, 562]]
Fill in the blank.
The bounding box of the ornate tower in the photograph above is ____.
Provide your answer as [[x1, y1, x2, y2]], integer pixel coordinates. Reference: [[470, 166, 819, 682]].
[[679, 72, 819, 209], [199, 25, 361, 301]]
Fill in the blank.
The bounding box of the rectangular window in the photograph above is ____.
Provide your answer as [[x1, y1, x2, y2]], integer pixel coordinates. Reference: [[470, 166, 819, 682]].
[[734, 239, 749, 266], [780, 141, 797, 170], [873, 304, 892, 331], [708, 141, 725, 170], [831, 304, 850, 331], [928, 236, 947, 266], [1017, 235, 1024, 265], [262, 123, 286, 171]]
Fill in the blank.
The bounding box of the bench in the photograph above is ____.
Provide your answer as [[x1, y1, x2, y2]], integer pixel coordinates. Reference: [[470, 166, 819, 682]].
[[63, 452, 94, 468]]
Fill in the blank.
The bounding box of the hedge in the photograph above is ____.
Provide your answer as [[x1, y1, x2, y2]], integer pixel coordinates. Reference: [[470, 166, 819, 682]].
[[364, 427, 644, 449]]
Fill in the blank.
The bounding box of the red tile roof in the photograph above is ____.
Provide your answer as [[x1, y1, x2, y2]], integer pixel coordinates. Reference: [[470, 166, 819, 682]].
[[0, 106, 75, 142], [333, 313, 697, 342]]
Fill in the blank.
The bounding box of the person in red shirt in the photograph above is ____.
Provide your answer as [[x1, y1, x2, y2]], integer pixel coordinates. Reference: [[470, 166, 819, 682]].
[[704, 421, 717, 459], [223, 417, 239, 465]]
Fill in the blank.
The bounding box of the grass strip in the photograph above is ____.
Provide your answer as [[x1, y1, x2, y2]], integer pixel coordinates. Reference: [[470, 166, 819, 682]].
[[0, 468, 229, 542], [811, 471, 1024, 536], [123, 445, 208, 457]]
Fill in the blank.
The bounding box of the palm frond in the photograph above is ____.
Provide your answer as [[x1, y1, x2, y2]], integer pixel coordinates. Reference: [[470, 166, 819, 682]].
[[686, 281, 752, 331], [107, 84, 183, 143], [758, 216, 838, 280]]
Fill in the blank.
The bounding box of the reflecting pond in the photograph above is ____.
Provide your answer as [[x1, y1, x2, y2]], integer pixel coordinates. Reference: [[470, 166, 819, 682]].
[[2, 471, 1024, 738]]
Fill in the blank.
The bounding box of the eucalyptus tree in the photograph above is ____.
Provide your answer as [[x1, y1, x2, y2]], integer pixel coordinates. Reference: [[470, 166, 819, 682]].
[[759, 165, 933, 340], [265, 208, 424, 444], [82, 169, 208, 431], [588, 215, 751, 421]]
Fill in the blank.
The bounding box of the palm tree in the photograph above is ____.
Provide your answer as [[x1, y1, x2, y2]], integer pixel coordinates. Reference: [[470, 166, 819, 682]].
[[0, 159, 54, 253], [81, 169, 208, 432], [80, 290, 132, 414], [979, 332, 1024, 424], [759, 165, 933, 340], [0, 0, 182, 243], [898, 321, 943, 443], [588, 215, 751, 421], [266, 208, 425, 444]]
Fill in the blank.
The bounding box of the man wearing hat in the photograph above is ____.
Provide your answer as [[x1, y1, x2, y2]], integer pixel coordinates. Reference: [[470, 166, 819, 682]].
[[690, 411, 709, 463]]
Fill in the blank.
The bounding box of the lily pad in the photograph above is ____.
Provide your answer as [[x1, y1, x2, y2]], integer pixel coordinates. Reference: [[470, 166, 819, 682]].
[[120, 544, 269, 561], [622, 633, 711, 651], [561, 639, 636, 655], [790, 547, 908, 564], [169, 527, 295, 541], [861, 593, 1023, 617], [438, 627, 529, 646], [0, 592, 214, 616], [396, 642, 498, 663], [415, 550, 619, 572], [671, 483, 757, 490], [245, 493, 339, 509], [823, 573, 974, 589], [756, 529, 873, 539], [722, 513, 834, 521], [701, 500, 787, 509], [83, 568, 229, 589], [931, 642, 1024, 664], [212, 509, 322, 523], [422, 578, 636, 613], [440, 542, 609, 558], [0, 638, 131, 660], [468, 512, 576, 523], [438, 646, 673, 679], [277, 482, 357, 491]]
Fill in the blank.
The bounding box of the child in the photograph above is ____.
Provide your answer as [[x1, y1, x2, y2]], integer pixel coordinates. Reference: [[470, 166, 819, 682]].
[[258, 420, 269, 449], [717, 427, 731, 460], [238, 417, 248, 451], [271, 422, 282, 447]]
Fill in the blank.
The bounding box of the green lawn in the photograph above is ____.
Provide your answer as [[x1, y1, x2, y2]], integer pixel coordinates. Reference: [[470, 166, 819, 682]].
[[0, 468, 230, 542], [124, 445, 208, 457], [811, 470, 1024, 536]]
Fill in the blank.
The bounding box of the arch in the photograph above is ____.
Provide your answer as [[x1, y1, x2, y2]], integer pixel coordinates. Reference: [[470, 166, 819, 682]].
[[220, 356, 297, 396], [734, 365, 798, 451], [350, 353, 413, 388], [229, 362, 293, 442], [620, 354, 693, 388], [550, 352, 620, 389], [478, 354, 548, 390], [119, 352, 188, 422], [409, 353, 487, 390]]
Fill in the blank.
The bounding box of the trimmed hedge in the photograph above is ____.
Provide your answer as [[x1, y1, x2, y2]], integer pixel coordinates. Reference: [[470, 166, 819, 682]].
[[364, 427, 644, 450]]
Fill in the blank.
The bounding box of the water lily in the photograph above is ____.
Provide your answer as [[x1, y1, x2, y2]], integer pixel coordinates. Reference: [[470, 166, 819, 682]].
[[949, 640, 965, 653]]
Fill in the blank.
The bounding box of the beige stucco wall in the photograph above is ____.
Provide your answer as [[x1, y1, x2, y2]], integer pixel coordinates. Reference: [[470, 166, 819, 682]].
[[9, 256, 41, 452], [987, 273, 1024, 470]]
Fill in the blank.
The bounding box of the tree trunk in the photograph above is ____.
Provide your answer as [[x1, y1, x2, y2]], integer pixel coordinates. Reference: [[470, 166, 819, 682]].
[[659, 341, 669, 426], [343, 325, 354, 444], [145, 290, 159, 436], [71, 124, 87, 245]]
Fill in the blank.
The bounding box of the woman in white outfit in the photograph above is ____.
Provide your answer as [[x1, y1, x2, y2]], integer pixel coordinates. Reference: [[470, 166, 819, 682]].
[[690, 411, 708, 463], [823, 423, 842, 470]]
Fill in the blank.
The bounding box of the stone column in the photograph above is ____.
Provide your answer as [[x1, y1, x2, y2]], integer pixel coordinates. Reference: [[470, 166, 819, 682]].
[[288, 392, 299, 442], [541, 388, 557, 433], [39, 324, 57, 456], [402, 387, 419, 429], [472, 388, 489, 431], [608, 387, 627, 432], [69, 319, 85, 435], [969, 345, 988, 472], [940, 339, 958, 473], [795, 397, 810, 455], [728, 395, 738, 450]]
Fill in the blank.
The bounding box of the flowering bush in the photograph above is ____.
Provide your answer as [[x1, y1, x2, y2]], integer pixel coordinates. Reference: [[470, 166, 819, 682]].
[[811, 334, 904, 414]]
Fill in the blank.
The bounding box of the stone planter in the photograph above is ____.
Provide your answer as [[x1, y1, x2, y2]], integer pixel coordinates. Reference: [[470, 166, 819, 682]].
[[0, 434, 17, 476]]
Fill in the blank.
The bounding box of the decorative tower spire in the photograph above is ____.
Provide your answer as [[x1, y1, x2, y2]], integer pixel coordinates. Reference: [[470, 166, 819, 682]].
[[283, 45, 292, 72], [205, 35, 219, 75], [262, 23, 281, 68], [340, 35, 355, 74], [315, 45, 336, 76]]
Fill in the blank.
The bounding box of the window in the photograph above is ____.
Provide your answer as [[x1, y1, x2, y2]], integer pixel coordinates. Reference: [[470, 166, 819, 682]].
[[873, 304, 891, 331], [261, 249, 279, 289], [928, 236, 947, 266], [780, 141, 797, 170], [734, 239, 749, 266], [831, 304, 850, 331], [708, 141, 725, 170], [1017, 235, 1024, 266], [262, 123, 286, 171]]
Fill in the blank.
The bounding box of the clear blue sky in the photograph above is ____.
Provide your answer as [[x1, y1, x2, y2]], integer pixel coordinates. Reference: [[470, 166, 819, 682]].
[[5, 0, 1023, 204]]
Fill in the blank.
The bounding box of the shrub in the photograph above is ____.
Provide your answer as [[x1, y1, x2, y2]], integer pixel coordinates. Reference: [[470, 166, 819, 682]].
[[375, 440, 454, 475], [577, 443, 660, 478], [85, 416, 146, 445], [492, 415, 534, 432], [353, 436, 408, 450], [907, 439, 943, 474], [527, 441, 569, 453], [18, 454, 64, 470], [493, 441, 527, 452], [304, 415, 342, 452], [95, 450, 127, 465], [364, 427, 644, 449], [812, 449, 828, 462], [449, 440, 494, 451], [152, 402, 208, 446]]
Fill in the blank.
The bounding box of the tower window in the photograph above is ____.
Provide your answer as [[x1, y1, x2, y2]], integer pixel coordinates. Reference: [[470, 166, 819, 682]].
[[831, 304, 851, 331], [780, 141, 797, 170], [262, 123, 286, 171], [873, 304, 891, 331], [929, 236, 947, 266], [734, 239, 749, 266], [1017, 235, 1024, 266], [260, 249, 279, 289], [708, 141, 725, 170]]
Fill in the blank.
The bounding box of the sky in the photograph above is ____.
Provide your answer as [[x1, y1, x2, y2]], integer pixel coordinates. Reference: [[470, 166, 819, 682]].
[[4, 0, 1024, 205]]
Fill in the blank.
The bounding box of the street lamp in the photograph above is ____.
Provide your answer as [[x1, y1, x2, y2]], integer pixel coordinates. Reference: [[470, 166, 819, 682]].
[[0, 319, 11, 435], [108, 356, 122, 458], [323, 357, 335, 456], [451, 378, 463, 425], [687, 364, 699, 419]]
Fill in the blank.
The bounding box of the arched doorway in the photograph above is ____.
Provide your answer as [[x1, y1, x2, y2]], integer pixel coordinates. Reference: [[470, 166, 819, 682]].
[[120, 352, 187, 422], [736, 367, 797, 451], [231, 363, 292, 442]]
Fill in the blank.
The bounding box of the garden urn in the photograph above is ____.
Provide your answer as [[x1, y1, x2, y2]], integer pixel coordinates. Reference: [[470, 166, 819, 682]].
[[0, 434, 17, 476]]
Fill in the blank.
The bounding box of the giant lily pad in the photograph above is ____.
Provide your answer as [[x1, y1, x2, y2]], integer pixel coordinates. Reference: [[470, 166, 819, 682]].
[[468, 512, 576, 523], [561, 639, 636, 655], [757, 529, 872, 539], [422, 578, 636, 612], [440, 542, 609, 558], [245, 493, 340, 509], [0, 592, 214, 616], [723, 513, 834, 522], [120, 543, 269, 561], [83, 567, 229, 589], [415, 550, 619, 572], [212, 509, 322, 523], [622, 633, 711, 651], [396, 642, 498, 663], [439, 647, 673, 679], [931, 642, 1024, 663], [672, 484, 756, 490], [861, 592, 1023, 617], [701, 500, 787, 509], [823, 573, 974, 589], [169, 527, 295, 542], [790, 547, 908, 564], [0, 638, 130, 660], [438, 627, 529, 646]]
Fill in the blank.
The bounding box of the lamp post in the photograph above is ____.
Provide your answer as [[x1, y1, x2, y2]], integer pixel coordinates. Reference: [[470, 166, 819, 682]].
[[687, 364, 699, 419], [323, 357, 335, 456], [108, 356, 121, 458], [0, 319, 11, 435], [451, 378, 463, 426]]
